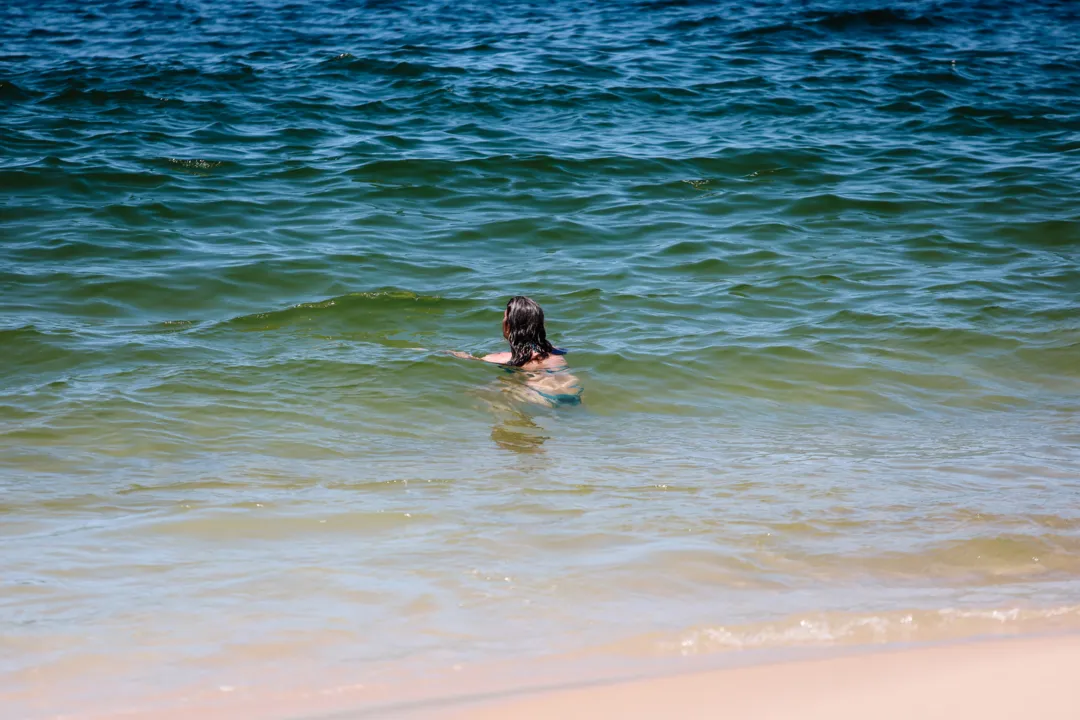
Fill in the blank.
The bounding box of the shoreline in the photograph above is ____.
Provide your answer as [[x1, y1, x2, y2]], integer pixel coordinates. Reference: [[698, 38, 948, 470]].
[[42, 632, 1080, 719], [431, 633, 1080, 720]]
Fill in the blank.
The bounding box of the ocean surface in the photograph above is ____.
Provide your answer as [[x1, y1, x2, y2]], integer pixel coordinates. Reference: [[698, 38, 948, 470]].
[[2, 0, 1079, 715]]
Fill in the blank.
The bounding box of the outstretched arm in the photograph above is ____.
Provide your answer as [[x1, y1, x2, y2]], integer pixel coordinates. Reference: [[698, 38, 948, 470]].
[[448, 350, 511, 364]]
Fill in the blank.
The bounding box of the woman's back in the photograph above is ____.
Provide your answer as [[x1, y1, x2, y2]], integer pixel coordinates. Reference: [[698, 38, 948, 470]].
[[452, 295, 582, 406], [481, 350, 567, 371]]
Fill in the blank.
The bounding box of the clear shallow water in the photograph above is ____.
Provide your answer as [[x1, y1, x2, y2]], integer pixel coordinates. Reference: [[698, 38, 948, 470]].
[[2, 0, 1080, 714]]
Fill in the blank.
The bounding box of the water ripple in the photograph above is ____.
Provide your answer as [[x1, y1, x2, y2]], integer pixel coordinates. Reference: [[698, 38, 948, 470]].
[[2, 0, 1080, 713]]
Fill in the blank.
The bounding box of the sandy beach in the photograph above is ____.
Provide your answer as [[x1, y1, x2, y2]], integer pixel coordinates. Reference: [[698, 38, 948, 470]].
[[441, 634, 1080, 720], [43, 634, 1080, 719]]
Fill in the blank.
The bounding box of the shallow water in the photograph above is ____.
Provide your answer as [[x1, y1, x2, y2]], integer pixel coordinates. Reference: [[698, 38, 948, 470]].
[[2, 0, 1080, 715]]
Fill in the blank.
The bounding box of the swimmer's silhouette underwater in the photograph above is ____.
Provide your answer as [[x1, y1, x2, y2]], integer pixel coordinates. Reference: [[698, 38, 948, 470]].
[[450, 296, 583, 408]]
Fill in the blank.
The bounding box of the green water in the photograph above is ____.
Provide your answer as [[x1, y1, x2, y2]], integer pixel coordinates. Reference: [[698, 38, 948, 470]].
[[2, 0, 1080, 715]]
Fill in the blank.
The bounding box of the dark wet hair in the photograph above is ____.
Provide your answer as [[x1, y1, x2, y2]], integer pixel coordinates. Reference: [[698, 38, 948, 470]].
[[503, 296, 555, 367]]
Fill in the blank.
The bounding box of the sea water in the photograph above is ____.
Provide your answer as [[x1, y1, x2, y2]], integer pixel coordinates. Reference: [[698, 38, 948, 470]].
[[2, 0, 1079, 715]]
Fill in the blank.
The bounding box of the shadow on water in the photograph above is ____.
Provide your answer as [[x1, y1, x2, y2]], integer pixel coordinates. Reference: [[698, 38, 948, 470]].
[[490, 404, 550, 454], [481, 372, 583, 454]]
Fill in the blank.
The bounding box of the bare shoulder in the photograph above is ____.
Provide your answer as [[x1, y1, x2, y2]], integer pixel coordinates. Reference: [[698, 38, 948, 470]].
[[523, 354, 568, 371], [480, 351, 513, 364]]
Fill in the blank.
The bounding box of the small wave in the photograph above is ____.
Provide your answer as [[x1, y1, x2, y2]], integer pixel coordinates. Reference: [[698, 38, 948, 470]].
[[652, 239, 713, 257], [347, 151, 829, 186], [806, 8, 940, 32], [316, 54, 467, 78], [887, 69, 972, 88], [669, 604, 1080, 655], [670, 257, 734, 275], [146, 320, 199, 334], [878, 99, 927, 114], [0, 324, 47, 342], [948, 105, 1077, 132], [540, 56, 622, 79], [27, 27, 68, 38], [444, 42, 499, 54], [608, 85, 700, 103], [782, 193, 916, 218], [995, 219, 1080, 248], [0, 325, 86, 377], [729, 20, 810, 40], [809, 47, 869, 61], [690, 76, 772, 91], [0, 164, 175, 194], [39, 86, 180, 107], [0, 80, 32, 101], [217, 291, 474, 336], [637, 0, 715, 8]]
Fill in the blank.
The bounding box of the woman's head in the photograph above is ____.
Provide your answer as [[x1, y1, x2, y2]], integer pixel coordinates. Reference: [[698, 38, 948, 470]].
[[503, 296, 554, 367]]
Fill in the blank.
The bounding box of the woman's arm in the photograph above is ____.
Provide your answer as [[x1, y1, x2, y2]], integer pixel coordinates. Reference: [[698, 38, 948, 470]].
[[448, 350, 511, 364]]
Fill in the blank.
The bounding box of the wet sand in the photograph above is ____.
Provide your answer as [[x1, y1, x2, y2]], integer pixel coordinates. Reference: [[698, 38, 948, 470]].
[[42, 634, 1080, 719], [443, 634, 1080, 720]]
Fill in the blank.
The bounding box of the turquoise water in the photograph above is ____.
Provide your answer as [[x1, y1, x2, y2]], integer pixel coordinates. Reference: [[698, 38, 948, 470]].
[[2, 0, 1080, 715]]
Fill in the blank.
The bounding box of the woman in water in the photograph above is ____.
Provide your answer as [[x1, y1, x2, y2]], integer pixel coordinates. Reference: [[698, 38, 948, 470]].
[[452, 296, 581, 405]]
